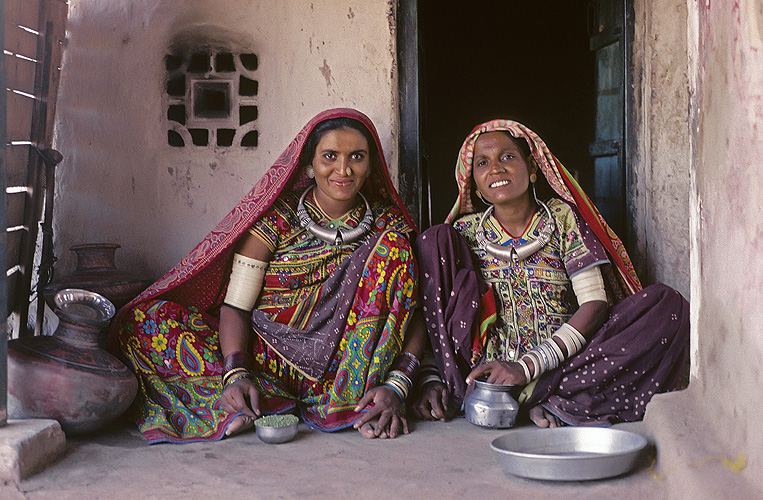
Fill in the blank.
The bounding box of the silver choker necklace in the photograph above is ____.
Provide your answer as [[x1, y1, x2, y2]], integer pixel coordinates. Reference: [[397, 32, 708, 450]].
[[297, 186, 374, 246], [475, 200, 556, 264]]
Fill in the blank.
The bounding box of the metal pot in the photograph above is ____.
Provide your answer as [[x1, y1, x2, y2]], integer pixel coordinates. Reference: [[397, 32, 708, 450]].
[[464, 379, 519, 429]]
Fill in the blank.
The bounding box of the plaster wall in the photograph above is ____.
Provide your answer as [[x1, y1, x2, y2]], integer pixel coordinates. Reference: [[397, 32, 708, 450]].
[[690, 0, 763, 481], [51, 0, 398, 279], [629, 0, 692, 299], [643, 0, 763, 494]]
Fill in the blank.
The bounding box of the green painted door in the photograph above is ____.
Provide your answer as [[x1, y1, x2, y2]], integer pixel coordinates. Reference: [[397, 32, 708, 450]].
[[589, 0, 627, 238]]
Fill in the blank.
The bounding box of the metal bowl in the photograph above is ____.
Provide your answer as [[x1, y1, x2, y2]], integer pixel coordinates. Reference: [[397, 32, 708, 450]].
[[54, 288, 116, 322], [254, 415, 299, 444], [491, 427, 648, 481]]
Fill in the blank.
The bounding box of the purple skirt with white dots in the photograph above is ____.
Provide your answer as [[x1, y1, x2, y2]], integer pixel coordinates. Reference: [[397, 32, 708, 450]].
[[415, 224, 689, 426]]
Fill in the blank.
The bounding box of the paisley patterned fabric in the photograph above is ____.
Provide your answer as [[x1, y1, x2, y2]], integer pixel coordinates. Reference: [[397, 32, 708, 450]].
[[113, 109, 419, 443], [446, 119, 640, 300], [248, 230, 416, 430], [119, 301, 228, 442], [119, 228, 416, 441], [247, 194, 414, 381], [250, 191, 411, 328]]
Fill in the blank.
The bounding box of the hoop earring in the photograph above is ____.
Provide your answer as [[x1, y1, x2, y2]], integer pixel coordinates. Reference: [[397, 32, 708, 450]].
[[529, 172, 537, 184], [475, 189, 487, 204], [306, 165, 315, 179]]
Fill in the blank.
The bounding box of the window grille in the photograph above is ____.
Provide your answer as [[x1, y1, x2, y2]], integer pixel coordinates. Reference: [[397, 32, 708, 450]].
[[165, 51, 259, 148]]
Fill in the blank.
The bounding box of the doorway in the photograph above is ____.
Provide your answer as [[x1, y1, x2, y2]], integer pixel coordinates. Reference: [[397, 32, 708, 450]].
[[406, 1, 600, 228]]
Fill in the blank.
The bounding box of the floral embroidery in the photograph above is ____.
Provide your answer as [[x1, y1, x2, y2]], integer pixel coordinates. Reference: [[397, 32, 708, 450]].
[[347, 310, 357, 327], [402, 277, 415, 298], [151, 333, 168, 351], [149, 351, 163, 366], [202, 348, 217, 363], [141, 319, 157, 336]]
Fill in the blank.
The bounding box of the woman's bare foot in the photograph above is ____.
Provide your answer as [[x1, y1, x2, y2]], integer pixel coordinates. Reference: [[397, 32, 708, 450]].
[[529, 405, 564, 428], [225, 414, 255, 437]]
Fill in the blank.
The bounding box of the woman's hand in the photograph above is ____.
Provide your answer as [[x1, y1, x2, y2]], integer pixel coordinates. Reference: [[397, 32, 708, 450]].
[[352, 385, 408, 438], [411, 381, 452, 421], [466, 360, 527, 386], [220, 377, 261, 418]]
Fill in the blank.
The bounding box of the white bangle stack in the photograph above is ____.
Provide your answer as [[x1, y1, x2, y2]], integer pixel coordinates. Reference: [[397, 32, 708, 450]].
[[516, 357, 532, 384], [570, 266, 607, 305], [552, 323, 586, 357], [519, 323, 587, 382]]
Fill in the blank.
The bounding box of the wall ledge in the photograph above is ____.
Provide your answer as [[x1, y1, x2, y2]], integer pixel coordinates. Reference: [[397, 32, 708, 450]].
[[642, 388, 758, 499]]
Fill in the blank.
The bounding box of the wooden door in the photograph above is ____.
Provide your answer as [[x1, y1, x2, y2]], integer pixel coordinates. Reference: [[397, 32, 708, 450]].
[[588, 0, 628, 239]]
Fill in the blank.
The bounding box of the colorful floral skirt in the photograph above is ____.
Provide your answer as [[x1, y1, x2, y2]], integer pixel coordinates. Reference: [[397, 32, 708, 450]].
[[117, 231, 417, 444]]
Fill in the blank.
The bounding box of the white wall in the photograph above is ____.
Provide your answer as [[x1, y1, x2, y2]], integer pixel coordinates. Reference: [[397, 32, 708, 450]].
[[691, 0, 763, 481], [642, 0, 763, 495], [52, 0, 399, 280]]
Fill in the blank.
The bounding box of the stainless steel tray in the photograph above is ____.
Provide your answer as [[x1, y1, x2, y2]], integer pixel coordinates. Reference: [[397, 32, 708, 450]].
[[491, 427, 648, 481]]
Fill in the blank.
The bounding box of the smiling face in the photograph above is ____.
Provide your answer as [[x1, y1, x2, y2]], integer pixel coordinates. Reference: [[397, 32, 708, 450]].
[[311, 127, 372, 218], [472, 131, 536, 209]]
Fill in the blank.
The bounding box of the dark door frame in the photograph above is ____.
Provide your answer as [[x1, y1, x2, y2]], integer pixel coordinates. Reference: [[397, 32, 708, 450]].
[[1, 0, 9, 426], [396, 0, 423, 229], [623, 0, 637, 253]]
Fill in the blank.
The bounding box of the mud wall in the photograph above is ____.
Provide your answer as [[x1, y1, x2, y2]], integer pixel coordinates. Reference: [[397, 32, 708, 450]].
[[629, 0, 692, 299]]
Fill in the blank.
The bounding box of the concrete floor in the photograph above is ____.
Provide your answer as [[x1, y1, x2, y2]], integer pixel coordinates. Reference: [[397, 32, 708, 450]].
[[0, 416, 667, 500]]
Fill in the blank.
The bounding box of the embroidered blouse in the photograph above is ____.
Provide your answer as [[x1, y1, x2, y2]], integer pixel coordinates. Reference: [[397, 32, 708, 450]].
[[453, 198, 609, 362], [249, 190, 412, 327]]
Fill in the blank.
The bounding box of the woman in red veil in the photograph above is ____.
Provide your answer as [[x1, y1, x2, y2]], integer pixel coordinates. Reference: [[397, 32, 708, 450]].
[[116, 109, 425, 443]]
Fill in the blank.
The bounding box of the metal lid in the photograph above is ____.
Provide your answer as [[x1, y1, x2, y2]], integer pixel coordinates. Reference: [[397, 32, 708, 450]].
[[54, 288, 116, 322]]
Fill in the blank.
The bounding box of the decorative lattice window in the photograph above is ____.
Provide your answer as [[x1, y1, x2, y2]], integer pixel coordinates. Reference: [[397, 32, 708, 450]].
[[165, 51, 259, 148]]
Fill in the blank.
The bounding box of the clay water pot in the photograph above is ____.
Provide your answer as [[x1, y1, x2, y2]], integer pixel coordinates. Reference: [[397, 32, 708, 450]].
[[8, 289, 138, 434], [42, 243, 151, 312]]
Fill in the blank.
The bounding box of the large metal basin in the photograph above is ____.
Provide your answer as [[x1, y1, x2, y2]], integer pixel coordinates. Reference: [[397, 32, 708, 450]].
[[490, 427, 648, 481]]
